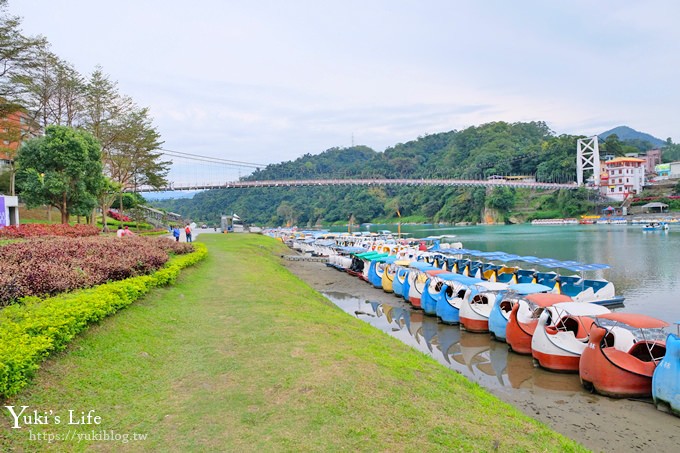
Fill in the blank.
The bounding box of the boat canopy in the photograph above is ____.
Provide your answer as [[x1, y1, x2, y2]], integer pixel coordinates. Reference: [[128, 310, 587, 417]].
[[434, 273, 483, 284], [375, 256, 398, 263], [524, 293, 573, 307], [474, 281, 508, 291], [338, 246, 367, 254], [441, 249, 611, 271], [596, 313, 669, 329], [507, 283, 551, 294], [551, 302, 610, 316], [409, 262, 439, 270], [426, 269, 449, 276]]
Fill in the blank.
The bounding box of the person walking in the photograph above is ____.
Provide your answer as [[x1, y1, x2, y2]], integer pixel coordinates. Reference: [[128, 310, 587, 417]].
[[172, 226, 181, 242], [185, 224, 192, 243]]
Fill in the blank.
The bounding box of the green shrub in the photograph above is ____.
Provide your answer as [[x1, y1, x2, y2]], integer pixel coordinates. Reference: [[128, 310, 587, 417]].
[[0, 243, 207, 398]]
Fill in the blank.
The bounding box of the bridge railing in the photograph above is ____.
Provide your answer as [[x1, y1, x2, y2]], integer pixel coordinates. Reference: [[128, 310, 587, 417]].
[[132, 178, 583, 192]]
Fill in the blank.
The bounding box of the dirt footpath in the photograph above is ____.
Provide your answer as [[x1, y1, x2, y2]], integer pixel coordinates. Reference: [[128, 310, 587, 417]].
[[283, 255, 680, 453]]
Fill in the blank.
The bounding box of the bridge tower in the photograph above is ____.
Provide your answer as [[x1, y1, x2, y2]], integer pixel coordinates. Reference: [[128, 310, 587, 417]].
[[576, 136, 601, 187]]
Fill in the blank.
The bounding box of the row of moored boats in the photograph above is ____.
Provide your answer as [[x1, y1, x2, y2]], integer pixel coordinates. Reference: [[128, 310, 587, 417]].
[[269, 229, 680, 417]]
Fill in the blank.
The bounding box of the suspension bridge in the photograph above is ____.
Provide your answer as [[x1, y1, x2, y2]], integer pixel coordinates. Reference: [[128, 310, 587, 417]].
[[135, 177, 580, 192], [137, 139, 602, 193]]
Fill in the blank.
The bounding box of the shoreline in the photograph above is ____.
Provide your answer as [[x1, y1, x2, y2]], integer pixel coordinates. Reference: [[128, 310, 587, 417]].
[[283, 253, 680, 452]]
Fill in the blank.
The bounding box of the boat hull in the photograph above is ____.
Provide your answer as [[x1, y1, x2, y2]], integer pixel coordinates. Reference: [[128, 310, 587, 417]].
[[506, 304, 535, 355], [532, 349, 580, 373], [653, 333, 680, 415], [436, 295, 460, 324], [579, 326, 660, 398]]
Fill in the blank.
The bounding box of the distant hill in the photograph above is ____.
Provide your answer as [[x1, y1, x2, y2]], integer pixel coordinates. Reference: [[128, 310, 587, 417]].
[[599, 126, 666, 148]]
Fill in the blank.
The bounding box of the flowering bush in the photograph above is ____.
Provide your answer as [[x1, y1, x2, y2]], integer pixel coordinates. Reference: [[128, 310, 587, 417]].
[[108, 210, 131, 222], [0, 223, 100, 239], [0, 236, 194, 306]]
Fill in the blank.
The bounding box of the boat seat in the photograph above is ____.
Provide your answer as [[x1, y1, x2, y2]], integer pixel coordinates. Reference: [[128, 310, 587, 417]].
[[482, 269, 496, 281], [628, 341, 666, 363], [559, 281, 584, 297], [557, 316, 594, 340], [496, 270, 517, 284], [536, 273, 558, 289], [603, 326, 637, 352], [499, 300, 514, 314], [583, 280, 610, 294], [516, 269, 536, 284], [602, 348, 658, 378]]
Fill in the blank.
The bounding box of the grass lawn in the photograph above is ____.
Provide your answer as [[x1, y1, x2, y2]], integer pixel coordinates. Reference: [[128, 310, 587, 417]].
[[1, 234, 586, 452]]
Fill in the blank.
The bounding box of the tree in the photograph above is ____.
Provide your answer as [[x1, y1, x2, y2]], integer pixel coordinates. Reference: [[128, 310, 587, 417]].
[[276, 201, 295, 226], [81, 66, 133, 155], [96, 177, 122, 232], [602, 134, 624, 156], [0, 113, 23, 195], [0, 0, 47, 116], [106, 106, 169, 190], [15, 44, 85, 129], [662, 138, 680, 163], [16, 125, 104, 223]]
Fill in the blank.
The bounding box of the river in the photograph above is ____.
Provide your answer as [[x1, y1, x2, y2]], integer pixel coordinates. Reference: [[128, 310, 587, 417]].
[[330, 223, 680, 324], [300, 224, 680, 450]]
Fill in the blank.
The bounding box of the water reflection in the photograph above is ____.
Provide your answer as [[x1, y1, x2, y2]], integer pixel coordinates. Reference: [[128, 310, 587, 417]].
[[326, 291, 584, 394], [330, 223, 680, 323]]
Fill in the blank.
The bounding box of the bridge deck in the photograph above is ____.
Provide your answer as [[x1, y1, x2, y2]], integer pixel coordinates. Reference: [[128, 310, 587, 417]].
[[134, 178, 582, 192]]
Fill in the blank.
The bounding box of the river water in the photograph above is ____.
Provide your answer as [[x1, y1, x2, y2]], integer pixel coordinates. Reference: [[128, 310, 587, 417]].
[[331, 223, 680, 324], [317, 223, 680, 447]]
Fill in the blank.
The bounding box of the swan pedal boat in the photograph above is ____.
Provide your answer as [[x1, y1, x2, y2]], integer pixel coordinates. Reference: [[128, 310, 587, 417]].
[[531, 302, 610, 372], [579, 313, 669, 398], [405, 262, 441, 308], [433, 274, 484, 324], [459, 282, 510, 333], [506, 293, 573, 355], [488, 283, 553, 342], [653, 323, 680, 416]]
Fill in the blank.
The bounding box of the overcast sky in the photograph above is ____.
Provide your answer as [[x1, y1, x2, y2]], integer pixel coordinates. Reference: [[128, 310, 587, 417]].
[[9, 1, 680, 184]]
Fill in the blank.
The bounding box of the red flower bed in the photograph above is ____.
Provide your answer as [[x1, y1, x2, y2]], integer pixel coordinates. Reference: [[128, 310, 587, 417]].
[[0, 223, 100, 239], [0, 236, 193, 306], [108, 210, 131, 222]]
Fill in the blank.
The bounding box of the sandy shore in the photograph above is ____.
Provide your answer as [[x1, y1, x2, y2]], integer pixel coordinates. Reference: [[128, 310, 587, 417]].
[[283, 253, 680, 452]]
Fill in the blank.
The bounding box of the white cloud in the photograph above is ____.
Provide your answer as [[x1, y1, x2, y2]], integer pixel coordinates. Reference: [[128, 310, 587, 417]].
[[9, 0, 680, 184]]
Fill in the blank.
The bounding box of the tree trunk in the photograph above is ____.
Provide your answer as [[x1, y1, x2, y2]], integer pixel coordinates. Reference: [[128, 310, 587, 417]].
[[118, 193, 124, 228], [61, 193, 69, 224], [101, 204, 109, 232], [9, 165, 15, 196]]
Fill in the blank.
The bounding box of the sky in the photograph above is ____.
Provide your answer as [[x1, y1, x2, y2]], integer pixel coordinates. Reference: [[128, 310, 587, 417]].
[[9, 0, 680, 185]]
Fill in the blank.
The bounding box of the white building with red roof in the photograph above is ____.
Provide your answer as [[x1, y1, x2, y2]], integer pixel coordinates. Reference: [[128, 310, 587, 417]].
[[600, 157, 646, 201]]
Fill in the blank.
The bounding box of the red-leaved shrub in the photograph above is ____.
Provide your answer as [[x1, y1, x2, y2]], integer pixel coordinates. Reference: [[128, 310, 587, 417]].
[[0, 236, 193, 305], [0, 223, 100, 239], [107, 210, 131, 222]]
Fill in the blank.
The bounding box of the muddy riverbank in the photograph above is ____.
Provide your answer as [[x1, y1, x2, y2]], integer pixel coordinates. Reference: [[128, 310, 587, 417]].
[[283, 255, 680, 452]]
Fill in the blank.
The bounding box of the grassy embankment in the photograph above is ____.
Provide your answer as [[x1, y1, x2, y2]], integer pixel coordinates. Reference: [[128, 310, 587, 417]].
[[1, 234, 586, 451]]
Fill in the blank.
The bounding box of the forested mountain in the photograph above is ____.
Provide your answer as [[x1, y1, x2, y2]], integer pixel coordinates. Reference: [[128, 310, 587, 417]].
[[153, 121, 599, 227], [599, 126, 665, 149]]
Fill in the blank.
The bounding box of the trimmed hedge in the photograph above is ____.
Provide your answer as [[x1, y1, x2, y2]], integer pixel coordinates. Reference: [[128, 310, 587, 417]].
[[0, 242, 207, 398]]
